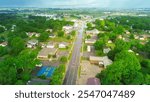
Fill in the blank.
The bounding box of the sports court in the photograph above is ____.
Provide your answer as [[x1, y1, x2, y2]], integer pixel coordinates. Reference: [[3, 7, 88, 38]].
[[37, 66, 56, 78]]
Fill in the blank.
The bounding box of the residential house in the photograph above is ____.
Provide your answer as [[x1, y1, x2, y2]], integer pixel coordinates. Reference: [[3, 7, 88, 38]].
[[59, 42, 69, 49], [134, 34, 150, 41], [118, 35, 123, 39], [26, 32, 40, 37], [86, 29, 99, 36], [139, 35, 145, 41], [27, 39, 38, 48], [125, 30, 130, 34], [103, 48, 111, 54], [35, 33, 40, 37], [46, 42, 55, 48], [63, 26, 74, 34], [39, 42, 46, 48], [26, 32, 34, 37], [108, 40, 113, 44], [46, 29, 53, 32], [11, 25, 16, 32], [0, 42, 7, 47], [85, 39, 96, 45], [89, 56, 112, 68], [37, 48, 58, 60], [49, 34, 56, 38]]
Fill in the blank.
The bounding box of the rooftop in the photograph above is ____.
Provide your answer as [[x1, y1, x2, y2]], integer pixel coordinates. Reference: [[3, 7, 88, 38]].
[[86, 77, 100, 85], [90, 56, 113, 68], [38, 48, 58, 57]]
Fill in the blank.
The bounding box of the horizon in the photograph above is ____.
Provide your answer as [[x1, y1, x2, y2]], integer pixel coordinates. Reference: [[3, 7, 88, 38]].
[[0, 0, 150, 9]]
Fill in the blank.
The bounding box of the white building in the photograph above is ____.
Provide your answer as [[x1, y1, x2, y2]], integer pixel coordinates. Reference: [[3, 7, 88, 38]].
[[103, 48, 111, 54], [85, 39, 96, 45], [59, 42, 68, 48], [63, 26, 74, 34], [27, 39, 38, 48], [87, 46, 91, 52]]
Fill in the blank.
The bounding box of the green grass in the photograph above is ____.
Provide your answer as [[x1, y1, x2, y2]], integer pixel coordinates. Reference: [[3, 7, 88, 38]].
[[78, 66, 82, 78], [83, 44, 87, 52], [49, 37, 71, 42]]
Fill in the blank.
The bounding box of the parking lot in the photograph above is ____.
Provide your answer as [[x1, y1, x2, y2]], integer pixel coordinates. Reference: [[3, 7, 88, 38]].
[[76, 60, 103, 85]]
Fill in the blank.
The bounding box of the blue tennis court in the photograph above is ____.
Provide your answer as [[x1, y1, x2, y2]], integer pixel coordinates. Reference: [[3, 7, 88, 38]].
[[37, 66, 56, 78]]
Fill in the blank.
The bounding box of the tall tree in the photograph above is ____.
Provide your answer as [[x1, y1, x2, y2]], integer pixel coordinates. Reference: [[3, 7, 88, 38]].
[[9, 37, 25, 55], [97, 51, 144, 85]]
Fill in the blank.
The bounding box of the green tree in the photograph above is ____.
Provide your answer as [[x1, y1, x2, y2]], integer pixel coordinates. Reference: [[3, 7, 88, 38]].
[[38, 32, 49, 42], [141, 59, 150, 74], [60, 56, 68, 63], [57, 31, 64, 37], [50, 64, 66, 85], [9, 37, 25, 55], [94, 39, 105, 50], [87, 35, 91, 39], [66, 35, 71, 40], [0, 46, 7, 57], [129, 34, 134, 39], [114, 39, 130, 52], [113, 25, 125, 34], [0, 27, 5, 33], [0, 36, 5, 43], [21, 72, 31, 82], [107, 50, 116, 61], [97, 51, 144, 85], [144, 75, 150, 85], [15, 49, 39, 73], [144, 40, 150, 58], [15, 80, 24, 85], [87, 23, 93, 30], [70, 30, 76, 36], [0, 58, 17, 84]]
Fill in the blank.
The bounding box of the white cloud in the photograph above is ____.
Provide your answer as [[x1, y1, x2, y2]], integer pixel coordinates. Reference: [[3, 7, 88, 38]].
[[0, 0, 150, 8]]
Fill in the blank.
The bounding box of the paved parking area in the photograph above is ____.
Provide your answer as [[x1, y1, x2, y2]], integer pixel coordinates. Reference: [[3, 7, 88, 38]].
[[76, 60, 103, 85]]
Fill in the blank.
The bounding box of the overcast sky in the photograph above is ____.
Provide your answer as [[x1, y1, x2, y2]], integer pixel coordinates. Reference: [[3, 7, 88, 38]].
[[0, 0, 150, 8]]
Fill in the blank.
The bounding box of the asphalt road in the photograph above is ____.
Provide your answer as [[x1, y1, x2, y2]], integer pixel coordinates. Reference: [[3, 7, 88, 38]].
[[63, 22, 84, 85]]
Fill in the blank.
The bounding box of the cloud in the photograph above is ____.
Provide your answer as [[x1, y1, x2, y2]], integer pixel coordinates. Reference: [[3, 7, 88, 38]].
[[0, 0, 149, 8]]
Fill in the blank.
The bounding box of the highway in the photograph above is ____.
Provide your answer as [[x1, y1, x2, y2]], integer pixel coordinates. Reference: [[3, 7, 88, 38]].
[[63, 22, 85, 85]]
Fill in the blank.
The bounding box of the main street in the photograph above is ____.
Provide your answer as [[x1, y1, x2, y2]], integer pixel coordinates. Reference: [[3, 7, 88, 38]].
[[63, 21, 85, 85]]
